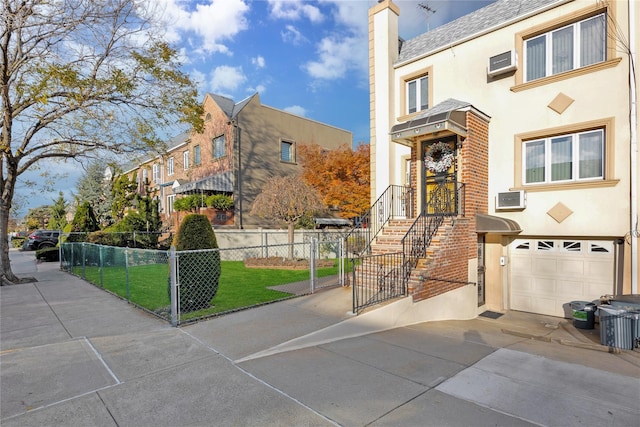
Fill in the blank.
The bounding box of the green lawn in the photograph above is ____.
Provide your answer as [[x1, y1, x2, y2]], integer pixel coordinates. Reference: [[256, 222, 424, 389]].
[[72, 259, 343, 321]]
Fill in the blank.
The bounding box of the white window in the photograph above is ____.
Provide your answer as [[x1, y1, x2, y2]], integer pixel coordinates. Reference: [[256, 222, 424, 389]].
[[167, 157, 174, 176], [525, 13, 606, 82], [281, 140, 294, 163], [152, 164, 160, 182], [142, 168, 148, 183], [523, 129, 603, 184], [213, 135, 225, 159], [167, 195, 175, 214], [183, 151, 189, 170], [407, 75, 428, 114]]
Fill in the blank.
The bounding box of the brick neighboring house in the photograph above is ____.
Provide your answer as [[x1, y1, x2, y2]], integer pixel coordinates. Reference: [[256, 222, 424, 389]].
[[366, 0, 638, 318], [127, 92, 352, 231]]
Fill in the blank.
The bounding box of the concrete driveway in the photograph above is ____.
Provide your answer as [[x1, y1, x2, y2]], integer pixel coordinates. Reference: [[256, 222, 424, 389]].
[[1, 249, 639, 426]]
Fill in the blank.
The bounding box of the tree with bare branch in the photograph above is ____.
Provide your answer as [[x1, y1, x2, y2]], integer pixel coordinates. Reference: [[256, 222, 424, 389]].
[[0, 0, 203, 284], [250, 174, 324, 258]]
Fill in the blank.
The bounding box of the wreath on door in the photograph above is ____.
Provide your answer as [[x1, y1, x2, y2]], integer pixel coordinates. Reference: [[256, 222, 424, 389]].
[[425, 141, 454, 173]]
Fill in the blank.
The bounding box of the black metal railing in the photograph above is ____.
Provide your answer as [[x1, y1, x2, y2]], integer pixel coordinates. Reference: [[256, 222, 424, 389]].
[[344, 185, 414, 258], [349, 182, 465, 314], [351, 251, 404, 314]]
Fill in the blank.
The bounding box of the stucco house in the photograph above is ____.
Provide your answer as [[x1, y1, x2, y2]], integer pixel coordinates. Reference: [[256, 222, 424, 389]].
[[363, 0, 638, 318], [129, 93, 352, 231]]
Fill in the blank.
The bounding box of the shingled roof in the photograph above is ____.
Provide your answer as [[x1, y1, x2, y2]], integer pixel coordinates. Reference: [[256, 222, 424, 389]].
[[396, 0, 564, 64]]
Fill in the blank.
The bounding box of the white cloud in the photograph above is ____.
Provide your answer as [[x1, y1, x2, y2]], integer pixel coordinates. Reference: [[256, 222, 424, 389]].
[[281, 24, 308, 45], [304, 35, 365, 81], [247, 84, 267, 94], [208, 65, 247, 93], [268, 0, 324, 23], [153, 0, 250, 55], [302, 1, 369, 82], [252, 56, 266, 68], [283, 105, 308, 117]]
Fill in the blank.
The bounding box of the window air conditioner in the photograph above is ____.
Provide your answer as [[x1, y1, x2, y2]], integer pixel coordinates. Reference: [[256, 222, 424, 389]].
[[496, 190, 526, 210], [487, 50, 517, 77]]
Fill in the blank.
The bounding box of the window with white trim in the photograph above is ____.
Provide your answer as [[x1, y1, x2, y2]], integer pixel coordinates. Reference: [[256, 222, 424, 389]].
[[407, 75, 429, 114], [167, 157, 174, 176], [152, 164, 160, 182], [183, 150, 189, 170], [167, 194, 175, 214], [524, 13, 606, 82], [213, 135, 225, 159], [524, 129, 604, 184]]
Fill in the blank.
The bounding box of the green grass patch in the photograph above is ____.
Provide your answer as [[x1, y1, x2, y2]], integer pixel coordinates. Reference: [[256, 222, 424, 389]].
[[72, 259, 344, 321]]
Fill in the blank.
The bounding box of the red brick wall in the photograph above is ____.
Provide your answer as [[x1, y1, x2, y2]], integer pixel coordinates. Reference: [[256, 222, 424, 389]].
[[411, 111, 489, 302]]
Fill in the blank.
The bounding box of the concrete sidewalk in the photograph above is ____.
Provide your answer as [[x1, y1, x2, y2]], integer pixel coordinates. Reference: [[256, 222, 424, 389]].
[[1, 249, 639, 427]]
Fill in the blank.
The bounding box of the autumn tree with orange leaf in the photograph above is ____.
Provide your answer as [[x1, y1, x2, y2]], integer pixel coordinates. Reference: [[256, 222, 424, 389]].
[[298, 143, 370, 219]]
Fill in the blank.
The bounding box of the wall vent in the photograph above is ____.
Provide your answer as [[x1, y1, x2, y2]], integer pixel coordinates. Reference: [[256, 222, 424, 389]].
[[496, 190, 526, 210], [487, 50, 517, 77]]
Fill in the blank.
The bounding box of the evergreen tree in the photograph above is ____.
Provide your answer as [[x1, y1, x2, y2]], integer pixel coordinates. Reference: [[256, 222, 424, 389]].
[[49, 192, 68, 230], [111, 174, 138, 221], [75, 161, 115, 226]]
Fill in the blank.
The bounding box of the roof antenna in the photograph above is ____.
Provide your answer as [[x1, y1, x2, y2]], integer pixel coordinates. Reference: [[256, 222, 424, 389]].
[[417, 2, 436, 31]]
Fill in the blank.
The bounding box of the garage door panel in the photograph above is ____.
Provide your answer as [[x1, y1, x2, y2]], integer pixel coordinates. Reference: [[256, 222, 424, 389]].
[[510, 239, 614, 318], [587, 260, 613, 280], [511, 275, 532, 292], [556, 280, 584, 297], [532, 258, 558, 275], [531, 296, 557, 317], [511, 257, 532, 274], [532, 278, 555, 294], [557, 259, 585, 276]]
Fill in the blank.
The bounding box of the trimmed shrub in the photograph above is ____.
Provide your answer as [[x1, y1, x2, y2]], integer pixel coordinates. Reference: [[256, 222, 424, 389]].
[[206, 194, 234, 210], [172, 214, 221, 312]]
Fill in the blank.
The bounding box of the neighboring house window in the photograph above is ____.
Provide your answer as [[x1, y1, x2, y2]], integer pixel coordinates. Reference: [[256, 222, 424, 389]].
[[194, 145, 201, 165], [213, 135, 225, 159], [523, 129, 603, 184], [152, 164, 160, 182], [142, 168, 148, 186], [407, 75, 428, 114], [167, 157, 174, 176], [281, 140, 295, 163], [525, 13, 606, 82], [167, 194, 175, 214], [183, 150, 189, 170]]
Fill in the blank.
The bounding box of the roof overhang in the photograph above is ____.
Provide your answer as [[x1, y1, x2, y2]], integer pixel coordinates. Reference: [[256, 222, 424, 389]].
[[476, 214, 522, 234], [390, 109, 468, 147]]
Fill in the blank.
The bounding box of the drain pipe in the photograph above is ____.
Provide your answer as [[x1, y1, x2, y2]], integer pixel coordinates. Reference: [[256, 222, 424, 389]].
[[629, 0, 638, 294]]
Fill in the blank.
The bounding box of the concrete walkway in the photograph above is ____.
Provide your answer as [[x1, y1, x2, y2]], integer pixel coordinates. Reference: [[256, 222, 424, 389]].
[[1, 249, 639, 426]]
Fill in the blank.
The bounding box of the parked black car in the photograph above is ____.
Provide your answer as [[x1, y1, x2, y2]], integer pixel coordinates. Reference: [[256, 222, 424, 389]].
[[22, 230, 61, 250]]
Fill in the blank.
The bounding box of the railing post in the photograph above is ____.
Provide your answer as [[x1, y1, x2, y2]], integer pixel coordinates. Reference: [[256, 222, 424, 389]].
[[125, 248, 130, 301], [99, 245, 104, 288], [81, 242, 86, 279], [309, 238, 317, 293], [169, 246, 178, 327], [339, 238, 345, 286]]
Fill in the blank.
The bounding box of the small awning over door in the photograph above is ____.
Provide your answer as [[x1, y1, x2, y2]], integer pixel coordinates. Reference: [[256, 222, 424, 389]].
[[390, 98, 473, 146], [475, 214, 522, 234]]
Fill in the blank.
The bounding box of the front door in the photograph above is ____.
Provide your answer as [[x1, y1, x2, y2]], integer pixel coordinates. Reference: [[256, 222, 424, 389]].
[[423, 137, 457, 215], [477, 235, 486, 306]]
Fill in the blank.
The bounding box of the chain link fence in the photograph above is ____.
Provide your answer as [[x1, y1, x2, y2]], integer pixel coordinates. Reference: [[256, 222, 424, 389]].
[[61, 239, 345, 325]]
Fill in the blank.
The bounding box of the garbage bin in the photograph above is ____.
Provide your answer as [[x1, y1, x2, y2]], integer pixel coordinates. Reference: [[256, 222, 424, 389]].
[[599, 306, 634, 350], [571, 301, 596, 329]]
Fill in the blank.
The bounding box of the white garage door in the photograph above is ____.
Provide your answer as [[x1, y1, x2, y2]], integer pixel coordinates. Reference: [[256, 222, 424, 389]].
[[510, 239, 614, 317]]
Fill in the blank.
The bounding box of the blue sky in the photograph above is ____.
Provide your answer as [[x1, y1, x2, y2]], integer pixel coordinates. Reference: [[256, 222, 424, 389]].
[[15, 0, 494, 217]]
